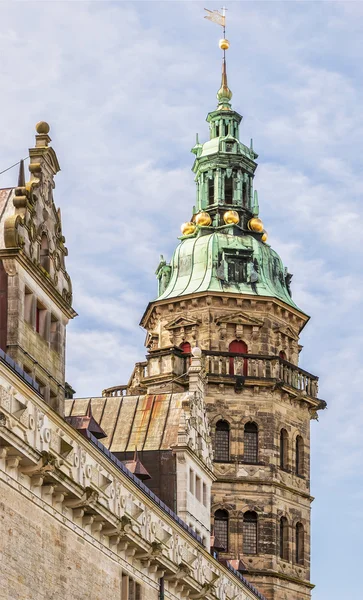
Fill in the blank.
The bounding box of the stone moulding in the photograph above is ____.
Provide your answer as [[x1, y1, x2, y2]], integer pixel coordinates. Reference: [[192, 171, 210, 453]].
[[0, 359, 264, 600]]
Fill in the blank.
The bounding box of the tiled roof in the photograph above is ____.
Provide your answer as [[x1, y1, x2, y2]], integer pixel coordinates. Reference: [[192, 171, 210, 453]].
[[65, 393, 188, 452]]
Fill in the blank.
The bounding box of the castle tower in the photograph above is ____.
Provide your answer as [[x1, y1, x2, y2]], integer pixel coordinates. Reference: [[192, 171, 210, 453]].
[[122, 33, 326, 600], [0, 122, 76, 415]]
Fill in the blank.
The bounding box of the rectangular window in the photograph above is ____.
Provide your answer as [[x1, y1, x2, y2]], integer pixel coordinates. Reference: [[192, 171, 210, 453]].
[[36, 300, 47, 338], [215, 425, 229, 462], [50, 314, 60, 353], [214, 514, 228, 552], [244, 431, 258, 463], [242, 181, 248, 206], [203, 482, 207, 507], [189, 468, 194, 495], [208, 177, 215, 205], [224, 176, 233, 204], [24, 287, 33, 325], [122, 573, 141, 600], [195, 475, 201, 501], [227, 259, 247, 283], [243, 520, 257, 554]]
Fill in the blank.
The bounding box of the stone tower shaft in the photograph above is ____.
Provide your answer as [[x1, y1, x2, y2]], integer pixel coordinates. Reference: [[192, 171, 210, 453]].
[[126, 45, 327, 600]]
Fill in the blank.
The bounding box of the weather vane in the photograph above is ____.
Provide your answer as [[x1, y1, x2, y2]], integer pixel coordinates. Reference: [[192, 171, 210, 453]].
[[204, 6, 229, 52]]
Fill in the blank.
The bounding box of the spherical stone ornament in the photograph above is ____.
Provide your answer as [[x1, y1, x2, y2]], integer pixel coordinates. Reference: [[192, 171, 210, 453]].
[[36, 121, 50, 134], [181, 221, 196, 236], [248, 217, 264, 233], [223, 210, 239, 225], [261, 231, 268, 243], [195, 211, 212, 227], [219, 39, 230, 50], [191, 347, 202, 358]]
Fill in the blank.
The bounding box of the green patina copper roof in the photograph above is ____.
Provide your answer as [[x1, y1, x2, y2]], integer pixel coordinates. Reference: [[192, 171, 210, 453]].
[[157, 226, 298, 309], [154, 53, 300, 313]]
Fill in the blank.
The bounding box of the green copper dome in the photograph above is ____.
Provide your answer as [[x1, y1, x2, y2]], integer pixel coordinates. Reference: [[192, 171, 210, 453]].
[[156, 226, 298, 309], [155, 53, 299, 312]]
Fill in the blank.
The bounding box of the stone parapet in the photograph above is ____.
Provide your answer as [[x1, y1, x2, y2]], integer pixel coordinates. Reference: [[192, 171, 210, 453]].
[[0, 359, 265, 600]]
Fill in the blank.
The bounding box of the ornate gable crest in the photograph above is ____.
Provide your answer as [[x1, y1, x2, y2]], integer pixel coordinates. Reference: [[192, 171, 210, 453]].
[[215, 311, 264, 327], [165, 315, 201, 330], [273, 324, 299, 341], [2, 122, 74, 313]]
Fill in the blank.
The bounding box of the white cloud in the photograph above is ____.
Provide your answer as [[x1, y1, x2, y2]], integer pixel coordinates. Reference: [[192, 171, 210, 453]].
[[0, 2, 362, 597]]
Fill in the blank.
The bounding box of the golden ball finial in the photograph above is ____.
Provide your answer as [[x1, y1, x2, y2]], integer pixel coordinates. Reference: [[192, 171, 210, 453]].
[[181, 222, 196, 236], [219, 39, 230, 50], [248, 218, 264, 233], [35, 121, 50, 135], [261, 231, 268, 243], [195, 212, 212, 227], [223, 210, 240, 225]]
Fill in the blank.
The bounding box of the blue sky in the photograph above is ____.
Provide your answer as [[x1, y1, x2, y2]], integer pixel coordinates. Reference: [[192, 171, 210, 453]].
[[0, 1, 362, 597]]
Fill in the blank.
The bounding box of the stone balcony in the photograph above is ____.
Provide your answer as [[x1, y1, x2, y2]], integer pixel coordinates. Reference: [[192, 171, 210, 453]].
[[109, 349, 325, 411]]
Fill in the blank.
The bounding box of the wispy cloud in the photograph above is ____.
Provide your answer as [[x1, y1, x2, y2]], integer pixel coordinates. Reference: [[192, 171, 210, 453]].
[[0, 2, 362, 598]]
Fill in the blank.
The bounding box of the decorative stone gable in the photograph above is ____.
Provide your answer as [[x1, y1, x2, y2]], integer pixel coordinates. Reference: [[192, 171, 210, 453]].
[[164, 315, 201, 346], [3, 122, 73, 310]]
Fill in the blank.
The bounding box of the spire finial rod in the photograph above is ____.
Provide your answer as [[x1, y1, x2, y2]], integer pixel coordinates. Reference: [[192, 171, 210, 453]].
[[204, 7, 232, 107]]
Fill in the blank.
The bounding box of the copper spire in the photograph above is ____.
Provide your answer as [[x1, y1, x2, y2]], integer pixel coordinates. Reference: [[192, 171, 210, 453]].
[[217, 55, 233, 106]]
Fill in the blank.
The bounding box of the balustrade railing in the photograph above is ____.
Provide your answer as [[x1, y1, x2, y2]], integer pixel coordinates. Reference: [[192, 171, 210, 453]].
[[203, 351, 318, 398], [105, 351, 318, 400]]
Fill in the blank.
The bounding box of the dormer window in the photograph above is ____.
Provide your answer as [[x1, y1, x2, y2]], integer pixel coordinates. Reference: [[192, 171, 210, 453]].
[[225, 142, 234, 153]]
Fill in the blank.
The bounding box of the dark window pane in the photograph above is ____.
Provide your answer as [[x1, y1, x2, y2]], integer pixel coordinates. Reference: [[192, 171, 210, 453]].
[[296, 436, 304, 476], [295, 523, 304, 565], [225, 176, 233, 204], [244, 423, 258, 463], [208, 177, 214, 205], [215, 421, 229, 461], [243, 512, 257, 554], [280, 517, 288, 560], [280, 429, 288, 469], [214, 509, 228, 552]]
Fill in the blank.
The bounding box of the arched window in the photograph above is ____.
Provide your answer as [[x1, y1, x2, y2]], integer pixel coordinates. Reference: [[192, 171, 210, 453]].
[[244, 422, 258, 463], [215, 420, 230, 462], [279, 350, 287, 360], [40, 234, 50, 272], [228, 340, 248, 376], [214, 509, 228, 552], [295, 523, 304, 565], [208, 175, 215, 205], [280, 429, 288, 470], [295, 436, 304, 476], [224, 175, 233, 204], [279, 517, 289, 560], [180, 341, 191, 354], [243, 511, 258, 554]]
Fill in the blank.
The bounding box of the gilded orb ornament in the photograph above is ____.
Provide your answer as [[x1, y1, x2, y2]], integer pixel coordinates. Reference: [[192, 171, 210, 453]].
[[181, 222, 196, 236], [195, 212, 212, 227], [219, 38, 230, 50], [223, 210, 239, 225], [261, 231, 268, 243], [248, 217, 264, 233], [35, 121, 50, 134]]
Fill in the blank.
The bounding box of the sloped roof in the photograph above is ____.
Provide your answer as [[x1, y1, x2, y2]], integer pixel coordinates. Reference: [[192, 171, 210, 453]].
[[157, 230, 301, 311], [65, 393, 189, 453]]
